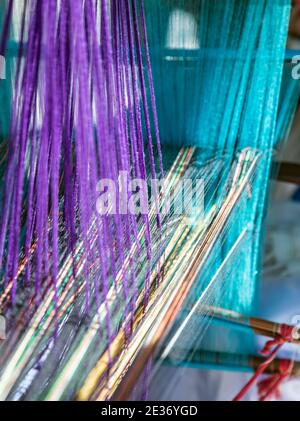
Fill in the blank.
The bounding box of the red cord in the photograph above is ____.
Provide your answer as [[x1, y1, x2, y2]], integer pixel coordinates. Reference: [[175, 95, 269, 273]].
[[233, 324, 294, 401], [258, 359, 293, 401]]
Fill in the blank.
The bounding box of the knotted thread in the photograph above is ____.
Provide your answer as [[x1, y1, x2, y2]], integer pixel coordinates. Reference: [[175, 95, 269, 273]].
[[257, 359, 294, 401], [233, 324, 294, 401]]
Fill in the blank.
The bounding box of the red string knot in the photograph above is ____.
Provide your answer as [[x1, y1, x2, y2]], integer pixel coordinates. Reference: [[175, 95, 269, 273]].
[[260, 324, 294, 357], [258, 359, 294, 401]]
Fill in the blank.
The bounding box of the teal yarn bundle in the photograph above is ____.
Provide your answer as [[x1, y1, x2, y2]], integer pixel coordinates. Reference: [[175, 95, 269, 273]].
[[144, 0, 295, 313], [0, 0, 299, 401]]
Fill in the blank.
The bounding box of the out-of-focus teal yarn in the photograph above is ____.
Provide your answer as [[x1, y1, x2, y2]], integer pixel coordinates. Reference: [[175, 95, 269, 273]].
[[144, 0, 295, 313], [145, 0, 290, 149], [0, 2, 11, 139]]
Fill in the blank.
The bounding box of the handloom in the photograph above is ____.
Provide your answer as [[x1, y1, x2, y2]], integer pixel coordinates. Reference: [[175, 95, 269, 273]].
[[0, 0, 300, 402]]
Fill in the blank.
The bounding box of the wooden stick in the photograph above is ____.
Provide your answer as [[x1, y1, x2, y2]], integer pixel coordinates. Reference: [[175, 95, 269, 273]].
[[198, 305, 300, 343], [273, 161, 300, 185], [162, 350, 300, 377]]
